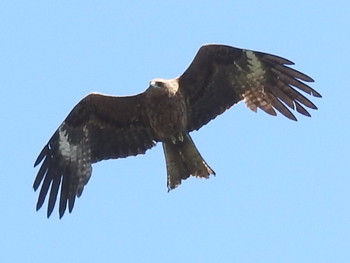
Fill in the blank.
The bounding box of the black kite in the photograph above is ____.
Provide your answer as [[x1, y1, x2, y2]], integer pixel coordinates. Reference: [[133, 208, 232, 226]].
[[34, 44, 321, 218]]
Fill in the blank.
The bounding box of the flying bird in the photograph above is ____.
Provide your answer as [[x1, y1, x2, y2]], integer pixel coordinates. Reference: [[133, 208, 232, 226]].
[[34, 44, 321, 218]]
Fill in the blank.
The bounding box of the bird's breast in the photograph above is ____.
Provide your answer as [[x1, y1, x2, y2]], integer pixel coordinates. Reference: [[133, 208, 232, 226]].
[[146, 92, 187, 140]]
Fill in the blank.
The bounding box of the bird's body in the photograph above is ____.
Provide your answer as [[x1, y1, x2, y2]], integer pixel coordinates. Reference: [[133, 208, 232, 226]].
[[146, 78, 215, 189], [34, 44, 321, 218], [145, 79, 187, 140]]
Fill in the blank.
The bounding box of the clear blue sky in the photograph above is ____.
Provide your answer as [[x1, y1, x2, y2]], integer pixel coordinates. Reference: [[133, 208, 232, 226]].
[[1, 1, 349, 262]]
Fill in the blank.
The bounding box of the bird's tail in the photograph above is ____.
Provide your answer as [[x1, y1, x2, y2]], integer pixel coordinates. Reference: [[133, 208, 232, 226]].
[[162, 133, 215, 191]]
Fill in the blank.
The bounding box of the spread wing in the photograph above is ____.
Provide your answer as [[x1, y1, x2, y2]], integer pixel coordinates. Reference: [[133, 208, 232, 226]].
[[33, 93, 156, 218], [178, 44, 321, 131]]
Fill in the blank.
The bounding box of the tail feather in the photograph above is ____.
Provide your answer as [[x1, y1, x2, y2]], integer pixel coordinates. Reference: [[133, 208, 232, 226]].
[[162, 133, 215, 190]]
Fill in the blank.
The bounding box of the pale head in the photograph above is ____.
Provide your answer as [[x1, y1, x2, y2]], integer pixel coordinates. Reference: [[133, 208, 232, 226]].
[[148, 78, 179, 95]]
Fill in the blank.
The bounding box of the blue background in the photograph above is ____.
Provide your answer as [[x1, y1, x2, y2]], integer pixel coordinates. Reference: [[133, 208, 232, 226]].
[[1, 1, 349, 262]]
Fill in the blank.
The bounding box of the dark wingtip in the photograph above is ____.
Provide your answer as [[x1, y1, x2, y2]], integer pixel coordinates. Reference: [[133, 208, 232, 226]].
[[262, 53, 295, 65], [34, 145, 49, 167], [59, 210, 65, 219], [287, 115, 298, 121], [47, 208, 53, 218], [36, 200, 44, 212], [312, 90, 322, 98], [68, 196, 76, 214], [306, 76, 315, 83]]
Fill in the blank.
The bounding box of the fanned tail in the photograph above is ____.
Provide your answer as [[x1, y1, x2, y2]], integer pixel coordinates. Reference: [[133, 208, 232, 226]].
[[162, 133, 215, 190]]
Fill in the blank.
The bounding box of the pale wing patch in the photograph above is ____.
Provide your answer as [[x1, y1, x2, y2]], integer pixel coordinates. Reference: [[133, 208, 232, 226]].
[[58, 125, 78, 160], [245, 50, 265, 77], [58, 123, 92, 196], [242, 88, 272, 113], [241, 50, 275, 115]]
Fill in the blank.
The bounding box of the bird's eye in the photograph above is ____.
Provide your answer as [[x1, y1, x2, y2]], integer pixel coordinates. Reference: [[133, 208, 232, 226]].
[[150, 81, 162, 88]]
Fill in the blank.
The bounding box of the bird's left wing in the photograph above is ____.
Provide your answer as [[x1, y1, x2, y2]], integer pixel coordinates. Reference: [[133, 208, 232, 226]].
[[178, 45, 321, 131], [34, 93, 156, 218]]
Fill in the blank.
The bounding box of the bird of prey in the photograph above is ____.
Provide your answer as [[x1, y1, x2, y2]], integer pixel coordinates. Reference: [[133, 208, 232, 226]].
[[33, 44, 321, 218]]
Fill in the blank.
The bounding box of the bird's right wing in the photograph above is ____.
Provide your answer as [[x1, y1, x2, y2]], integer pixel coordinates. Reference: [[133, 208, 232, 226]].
[[34, 93, 156, 218]]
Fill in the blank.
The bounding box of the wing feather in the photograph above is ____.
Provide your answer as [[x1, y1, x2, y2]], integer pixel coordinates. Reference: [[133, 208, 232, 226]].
[[178, 44, 321, 131], [36, 165, 53, 211], [59, 169, 70, 218], [294, 100, 311, 117], [34, 92, 156, 218], [266, 93, 296, 121], [33, 151, 50, 190], [260, 54, 294, 65], [270, 67, 321, 97], [280, 81, 318, 110], [48, 171, 62, 217], [271, 63, 314, 82], [269, 81, 296, 109]]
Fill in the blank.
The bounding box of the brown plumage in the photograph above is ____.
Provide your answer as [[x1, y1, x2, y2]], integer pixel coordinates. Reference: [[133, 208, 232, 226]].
[[34, 44, 321, 218]]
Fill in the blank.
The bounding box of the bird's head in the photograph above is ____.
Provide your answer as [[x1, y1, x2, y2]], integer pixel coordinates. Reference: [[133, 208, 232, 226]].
[[148, 78, 179, 96], [149, 78, 165, 89]]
